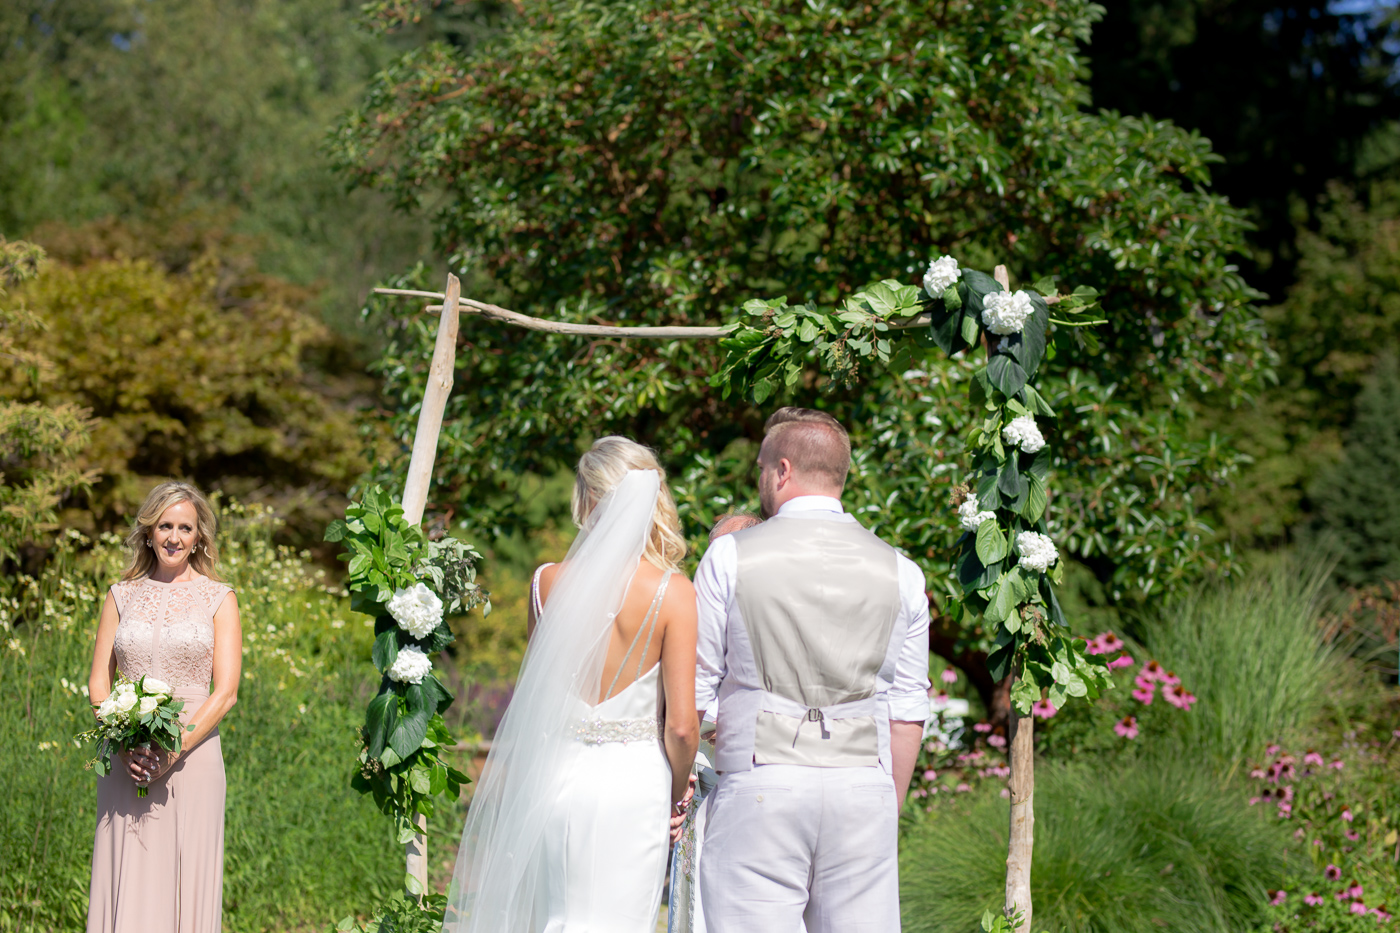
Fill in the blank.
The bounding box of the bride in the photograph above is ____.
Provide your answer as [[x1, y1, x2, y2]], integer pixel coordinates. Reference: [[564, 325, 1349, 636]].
[[446, 437, 699, 932]]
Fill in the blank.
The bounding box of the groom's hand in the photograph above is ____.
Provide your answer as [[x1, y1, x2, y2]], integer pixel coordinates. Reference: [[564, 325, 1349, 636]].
[[669, 775, 696, 842]]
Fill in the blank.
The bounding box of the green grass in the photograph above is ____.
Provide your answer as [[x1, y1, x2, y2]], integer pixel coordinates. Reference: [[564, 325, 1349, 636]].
[[900, 761, 1289, 933], [1142, 555, 1340, 772], [0, 512, 405, 933]]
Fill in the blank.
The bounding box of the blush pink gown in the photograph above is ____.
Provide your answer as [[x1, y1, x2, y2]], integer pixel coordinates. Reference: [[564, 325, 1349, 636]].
[[87, 575, 233, 933]]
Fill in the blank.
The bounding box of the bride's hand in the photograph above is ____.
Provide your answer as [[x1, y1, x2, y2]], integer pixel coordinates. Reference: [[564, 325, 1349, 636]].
[[669, 776, 696, 842]]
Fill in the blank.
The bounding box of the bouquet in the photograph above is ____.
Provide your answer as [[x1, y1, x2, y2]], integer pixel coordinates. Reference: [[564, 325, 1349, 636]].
[[76, 674, 191, 797]]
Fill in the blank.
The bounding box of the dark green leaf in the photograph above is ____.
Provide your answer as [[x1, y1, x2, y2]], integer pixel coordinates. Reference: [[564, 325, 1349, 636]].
[[974, 521, 1008, 564], [986, 354, 1028, 397], [1019, 298, 1049, 378], [365, 691, 397, 759], [372, 629, 399, 674], [997, 453, 1021, 497], [962, 269, 1002, 297]]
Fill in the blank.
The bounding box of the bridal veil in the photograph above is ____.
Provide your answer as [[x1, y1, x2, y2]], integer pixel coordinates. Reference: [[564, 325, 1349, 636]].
[[444, 469, 661, 932]]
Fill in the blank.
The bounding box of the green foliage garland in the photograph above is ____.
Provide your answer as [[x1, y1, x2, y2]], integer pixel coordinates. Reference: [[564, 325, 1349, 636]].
[[717, 261, 1111, 714], [325, 486, 488, 843]]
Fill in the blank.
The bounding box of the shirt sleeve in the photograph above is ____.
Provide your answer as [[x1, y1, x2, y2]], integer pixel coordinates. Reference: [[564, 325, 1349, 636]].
[[693, 534, 736, 711], [888, 554, 932, 722]]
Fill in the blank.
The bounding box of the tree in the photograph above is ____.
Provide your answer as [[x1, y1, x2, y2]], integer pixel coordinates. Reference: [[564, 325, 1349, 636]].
[[1087, 1, 1400, 299], [1312, 353, 1400, 585], [335, 0, 1270, 719], [0, 221, 367, 545]]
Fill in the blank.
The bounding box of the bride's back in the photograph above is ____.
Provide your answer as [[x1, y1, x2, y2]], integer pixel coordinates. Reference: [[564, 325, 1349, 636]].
[[531, 557, 693, 704]]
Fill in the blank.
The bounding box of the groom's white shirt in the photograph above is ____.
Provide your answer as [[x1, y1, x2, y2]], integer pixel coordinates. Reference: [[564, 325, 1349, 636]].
[[694, 494, 932, 769]]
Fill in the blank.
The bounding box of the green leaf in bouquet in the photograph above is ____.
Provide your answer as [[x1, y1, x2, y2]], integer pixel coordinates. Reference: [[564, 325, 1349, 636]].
[[975, 521, 1009, 565], [390, 708, 430, 759], [372, 630, 399, 673], [987, 353, 1028, 397], [429, 762, 448, 795], [1010, 677, 1039, 715], [409, 766, 432, 795], [365, 690, 398, 759]]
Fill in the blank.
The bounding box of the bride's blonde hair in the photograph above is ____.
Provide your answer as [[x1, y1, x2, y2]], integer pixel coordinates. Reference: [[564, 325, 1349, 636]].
[[571, 437, 686, 572]]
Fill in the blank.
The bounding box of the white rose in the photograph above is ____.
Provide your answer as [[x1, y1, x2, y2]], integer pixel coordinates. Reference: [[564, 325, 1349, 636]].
[[957, 497, 997, 532], [115, 682, 136, 697], [1002, 415, 1046, 453], [387, 583, 445, 640], [981, 289, 1035, 335], [138, 696, 160, 716], [1015, 531, 1059, 573], [386, 645, 433, 685], [922, 255, 961, 296], [141, 677, 172, 697], [97, 696, 120, 723], [113, 690, 138, 714]]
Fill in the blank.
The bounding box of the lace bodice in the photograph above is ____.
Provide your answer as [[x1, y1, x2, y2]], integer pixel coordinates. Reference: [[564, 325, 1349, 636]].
[[110, 576, 232, 691]]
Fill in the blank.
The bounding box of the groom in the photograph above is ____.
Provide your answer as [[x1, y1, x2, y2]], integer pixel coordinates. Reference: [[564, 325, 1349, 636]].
[[693, 407, 931, 933]]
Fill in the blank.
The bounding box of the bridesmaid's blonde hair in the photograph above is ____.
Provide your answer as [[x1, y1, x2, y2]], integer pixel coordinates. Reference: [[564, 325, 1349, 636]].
[[121, 481, 222, 581], [571, 437, 686, 573]]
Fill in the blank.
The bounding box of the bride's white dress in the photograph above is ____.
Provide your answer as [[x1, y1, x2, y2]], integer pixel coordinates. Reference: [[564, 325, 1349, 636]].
[[533, 567, 672, 932]]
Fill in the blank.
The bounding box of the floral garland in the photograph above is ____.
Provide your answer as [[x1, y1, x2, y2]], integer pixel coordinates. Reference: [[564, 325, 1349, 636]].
[[712, 256, 1108, 716], [325, 486, 489, 843]]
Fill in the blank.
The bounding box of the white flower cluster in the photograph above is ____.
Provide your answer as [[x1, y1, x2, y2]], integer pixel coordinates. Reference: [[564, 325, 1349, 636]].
[[958, 496, 996, 531], [981, 289, 1035, 335], [387, 582, 444, 639], [923, 255, 962, 295], [95, 677, 171, 725], [387, 645, 433, 685], [1015, 531, 1059, 572], [1002, 415, 1045, 453]]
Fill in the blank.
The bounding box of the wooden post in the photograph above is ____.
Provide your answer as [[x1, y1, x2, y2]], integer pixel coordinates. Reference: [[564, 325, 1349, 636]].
[[399, 271, 462, 897], [992, 263, 1034, 931]]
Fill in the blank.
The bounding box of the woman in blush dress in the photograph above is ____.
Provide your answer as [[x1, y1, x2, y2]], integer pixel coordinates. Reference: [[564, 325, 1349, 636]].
[[86, 481, 243, 933], [445, 437, 699, 933]]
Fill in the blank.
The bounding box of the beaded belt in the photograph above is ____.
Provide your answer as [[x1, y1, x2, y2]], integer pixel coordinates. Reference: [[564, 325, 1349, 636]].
[[572, 716, 660, 746]]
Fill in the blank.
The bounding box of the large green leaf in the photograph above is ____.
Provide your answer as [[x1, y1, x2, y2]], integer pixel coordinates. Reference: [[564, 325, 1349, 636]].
[[962, 269, 1002, 296], [365, 690, 398, 759], [1023, 475, 1048, 522], [389, 707, 430, 759], [372, 629, 399, 674], [1019, 298, 1049, 377], [997, 452, 1022, 497], [986, 354, 1028, 397], [975, 521, 1009, 564]]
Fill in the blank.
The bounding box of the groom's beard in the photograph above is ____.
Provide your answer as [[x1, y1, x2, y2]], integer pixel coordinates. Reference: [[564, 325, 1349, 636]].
[[758, 472, 778, 519]]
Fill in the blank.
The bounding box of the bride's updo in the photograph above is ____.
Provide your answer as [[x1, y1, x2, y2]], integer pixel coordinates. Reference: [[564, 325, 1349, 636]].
[[572, 437, 686, 572]]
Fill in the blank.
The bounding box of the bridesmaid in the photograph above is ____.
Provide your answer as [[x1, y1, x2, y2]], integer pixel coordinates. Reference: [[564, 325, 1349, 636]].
[[86, 481, 243, 933]]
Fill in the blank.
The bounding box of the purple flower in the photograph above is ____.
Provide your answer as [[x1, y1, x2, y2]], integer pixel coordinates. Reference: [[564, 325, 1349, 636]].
[[1348, 884, 1364, 900], [1342, 809, 1355, 822], [1031, 698, 1058, 719], [1350, 902, 1367, 915], [1160, 670, 1182, 688], [1164, 684, 1198, 711], [1114, 716, 1139, 739], [1331, 759, 1345, 770], [1097, 632, 1124, 654], [1140, 660, 1165, 681], [1107, 653, 1135, 670], [922, 769, 937, 781], [1346, 829, 1360, 842], [1326, 865, 1343, 881], [973, 721, 993, 734], [1132, 686, 1156, 705], [987, 734, 1007, 748], [1266, 743, 1282, 756], [1270, 890, 1288, 906], [940, 667, 959, 684], [955, 782, 971, 793], [1304, 751, 1324, 767], [1304, 893, 1324, 906], [1278, 802, 1293, 818]]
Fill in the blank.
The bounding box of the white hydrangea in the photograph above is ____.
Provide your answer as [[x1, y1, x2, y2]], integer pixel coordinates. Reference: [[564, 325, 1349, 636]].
[[981, 289, 1035, 335], [922, 255, 962, 295], [957, 496, 996, 531], [387, 645, 433, 685], [387, 582, 444, 639], [1002, 415, 1045, 453], [1015, 531, 1059, 572]]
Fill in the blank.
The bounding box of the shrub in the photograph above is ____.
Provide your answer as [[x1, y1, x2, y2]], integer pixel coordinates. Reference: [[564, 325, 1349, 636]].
[[900, 761, 1288, 933], [0, 506, 411, 933]]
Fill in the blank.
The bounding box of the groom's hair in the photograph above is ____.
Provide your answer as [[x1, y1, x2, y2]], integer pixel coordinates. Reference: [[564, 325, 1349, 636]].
[[763, 407, 851, 490]]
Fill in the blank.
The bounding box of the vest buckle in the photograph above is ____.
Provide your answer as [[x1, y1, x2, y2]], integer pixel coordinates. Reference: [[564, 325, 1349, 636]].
[[804, 707, 831, 740]]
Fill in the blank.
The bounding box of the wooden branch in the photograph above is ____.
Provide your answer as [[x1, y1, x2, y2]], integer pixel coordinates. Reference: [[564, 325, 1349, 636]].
[[401, 274, 462, 526], [375, 273, 1061, 341], [1005, 706, 1035, 931]]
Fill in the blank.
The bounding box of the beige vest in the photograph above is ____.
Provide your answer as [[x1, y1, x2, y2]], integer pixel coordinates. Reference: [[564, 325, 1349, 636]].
[[719, 512, 903, 770]]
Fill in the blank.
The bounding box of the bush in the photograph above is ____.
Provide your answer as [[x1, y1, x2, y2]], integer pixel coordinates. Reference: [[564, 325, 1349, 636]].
[[0, 506, 411, 932], [900, 761, 1288, 933]]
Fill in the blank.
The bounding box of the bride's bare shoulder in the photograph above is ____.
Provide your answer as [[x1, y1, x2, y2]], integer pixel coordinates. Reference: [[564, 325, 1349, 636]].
[[536, 561, 562, 602]]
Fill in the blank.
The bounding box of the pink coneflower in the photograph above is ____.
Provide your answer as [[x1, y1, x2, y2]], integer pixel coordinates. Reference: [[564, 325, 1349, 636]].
[[1294, 828, 1306, 839], [1114, 716, 1139, 739], [955, 782, 971, 793], [1304, 751, 1324, 767], [1248, 796, 1262, 806], [1269, 890, 1288, 906], [1314, 839, 1325, 847], [1304, 893, 1324, 906], [1250, 767, 1267, 779], [973, 721, 993, 733], [1326, 865, 1343, 880], [940, 667, 959, 684], [1372, 908, 1392, 922], [1000, 787, 1011, 798], [1098, 632, 1124, 653], [1140, 659, 1165, 680], [1134, 672, 1155, 690], [1349, 902, 1367, 915], [1164, 684, 1197, 711], [1348, 883, 1364, 900], [922, 769, 937, 781], [1345, 829, 1360, 842], [1278, 802, 1293, 818], [1031, 698, 1057, 719], [1331, 759, 1345, 770], [1342, 809, 1354, 822], [988, 734, 1007, 748], [1085, 635, 1106, 655], [1132, 685, 1156, 705], [1266, 743, 1283, 756], [1160, 670, 1182, 688], [1107, 653, 1135, 670]]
